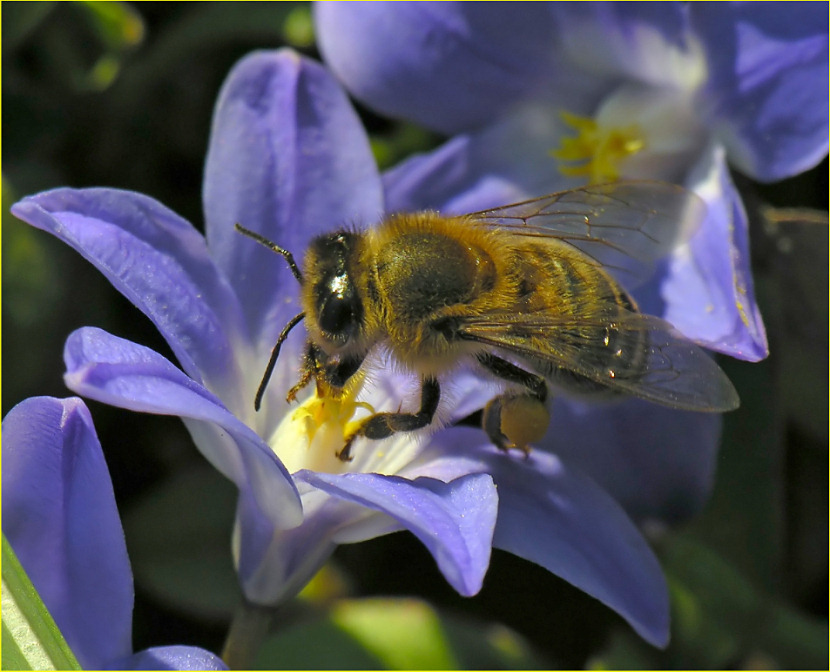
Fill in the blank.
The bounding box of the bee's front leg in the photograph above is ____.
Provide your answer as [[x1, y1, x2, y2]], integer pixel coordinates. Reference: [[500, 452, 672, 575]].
[[286, 341, 320, 403], [338, 377, 440, 461], [289, 344, 365, 402]]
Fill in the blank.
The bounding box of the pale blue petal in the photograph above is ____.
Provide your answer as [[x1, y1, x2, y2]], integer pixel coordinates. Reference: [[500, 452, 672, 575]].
[[493, 451, 669, 647], [203, 49, 383, 349], [431, 429, 670, 647], [111, 646, 227, 671], [551, 2, 693, 87], [540, 397, 721, 524], [692, 3, 829, 180], [315, 2, 556, 134], [296, 470, 497, 596], [662, 144, 768, 360], [2, 397, 133, 669], [10, 188, 247, 407], [62, 327, 303, 572], [384, 103, 576, 213]]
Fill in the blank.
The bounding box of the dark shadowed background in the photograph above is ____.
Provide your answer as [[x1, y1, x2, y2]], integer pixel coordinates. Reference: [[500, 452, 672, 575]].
[[3, 3, 827, 669]]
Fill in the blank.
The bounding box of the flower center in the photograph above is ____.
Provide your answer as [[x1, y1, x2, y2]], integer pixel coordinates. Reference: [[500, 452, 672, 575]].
[[551, 110, 646, 184], [550, 83, 707, 186], [268, 373, 375, 474]]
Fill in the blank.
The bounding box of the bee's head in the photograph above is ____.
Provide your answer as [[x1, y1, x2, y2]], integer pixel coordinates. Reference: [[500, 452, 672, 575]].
[[233, 223, 368, 410], [303, 230, 365, 351]]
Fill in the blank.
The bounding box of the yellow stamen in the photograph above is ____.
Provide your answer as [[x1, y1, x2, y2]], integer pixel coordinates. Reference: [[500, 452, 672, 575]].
[[551, 110, 646, 184], [292, 372, 375, 450]]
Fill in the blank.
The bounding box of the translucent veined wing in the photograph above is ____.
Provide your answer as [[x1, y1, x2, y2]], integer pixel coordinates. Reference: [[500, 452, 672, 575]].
[[465, 180, 706, 288], [456, 308, 739, 412]]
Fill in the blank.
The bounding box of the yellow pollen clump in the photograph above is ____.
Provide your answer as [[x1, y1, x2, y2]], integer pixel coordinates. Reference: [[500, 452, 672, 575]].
[[271, 370, 377, 474], [551, 110, 646, 184], [291, 375, 374, 451]]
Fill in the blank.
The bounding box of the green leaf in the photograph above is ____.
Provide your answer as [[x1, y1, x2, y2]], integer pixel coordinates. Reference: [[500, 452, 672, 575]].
[[662, 535, 759, 667], [688, 353, 784, 589], [331, 598, 459, 669], [666, 537, 827, 669], [1, 536, 81, 670], [282, 5, 314, 48], [254, 597, 548, 670], [75, 1, 145, 50], [591, 534, 829, 670]]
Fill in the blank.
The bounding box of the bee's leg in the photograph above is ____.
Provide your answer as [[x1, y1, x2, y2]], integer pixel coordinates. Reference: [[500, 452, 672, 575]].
[[288, 343, 365, 402], [338, 377, 440, 461], [476, 353, 549, 455], [320, 352, 364, 389], [482, 395, 550, 456], [286, 341, 320, 402], [476, 353, 548, 403]]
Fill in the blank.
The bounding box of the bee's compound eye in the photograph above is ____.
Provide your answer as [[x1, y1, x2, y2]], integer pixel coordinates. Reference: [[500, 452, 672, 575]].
[[318, 292, 358, 338]]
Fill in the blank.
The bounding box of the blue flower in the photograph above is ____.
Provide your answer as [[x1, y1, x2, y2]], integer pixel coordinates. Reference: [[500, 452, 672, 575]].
[[315, 1, 828, 361], [2, 396, 227, 670], [314, 0, 828, 518], [13, 50, 671, 645]]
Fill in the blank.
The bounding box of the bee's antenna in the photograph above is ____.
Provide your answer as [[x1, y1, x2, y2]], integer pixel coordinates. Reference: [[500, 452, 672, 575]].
[[234, 223, 303, 283], [255, 311, 306, 411]]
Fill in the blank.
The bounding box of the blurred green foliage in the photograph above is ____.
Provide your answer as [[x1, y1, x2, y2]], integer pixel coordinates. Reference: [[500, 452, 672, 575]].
[[3, 3, 827, 669]]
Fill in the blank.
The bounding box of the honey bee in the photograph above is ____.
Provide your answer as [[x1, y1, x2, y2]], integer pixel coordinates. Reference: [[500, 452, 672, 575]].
[[236, 180, 739, 460]]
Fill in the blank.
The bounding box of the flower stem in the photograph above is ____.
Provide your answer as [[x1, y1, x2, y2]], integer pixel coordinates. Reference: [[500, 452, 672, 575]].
[[222, 600, 277, 669]]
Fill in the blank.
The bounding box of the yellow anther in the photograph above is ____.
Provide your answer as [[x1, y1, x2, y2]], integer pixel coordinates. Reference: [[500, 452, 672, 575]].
[[552, 110, 646, 184], [290, 372, 375, 450]]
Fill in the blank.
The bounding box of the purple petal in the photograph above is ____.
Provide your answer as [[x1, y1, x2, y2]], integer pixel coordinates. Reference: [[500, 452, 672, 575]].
[[2, 397, 133, 669], [110, 646, 227, 671], [541, 397, 721, 524], [417, 381, 721, 526], [314, 2, 557, 134], [662, 144, 768, 360], [494, 453, 669, 647], [434, 429, 669, 647], [236, 486, 340, 604], [203, 49, 383, 347], [10, 189, 247, 406], [692, 3, 829, 180], [296, 471, 498, 596], [550, 3, 692, 87], [62, 327, 303, 576], [383, 105, 577, 214], [443, 367, 503, 423]]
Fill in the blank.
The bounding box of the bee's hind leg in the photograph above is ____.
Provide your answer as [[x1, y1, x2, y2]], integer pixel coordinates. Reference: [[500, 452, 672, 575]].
[[476, 353, 550, 455], [482, 394, 550, 456], [338, 377, 440, 461]]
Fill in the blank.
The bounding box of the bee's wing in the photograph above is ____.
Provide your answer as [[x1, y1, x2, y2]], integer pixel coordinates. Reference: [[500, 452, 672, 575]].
[[466, 180, 706, 288], [458, 310, 739, 412]]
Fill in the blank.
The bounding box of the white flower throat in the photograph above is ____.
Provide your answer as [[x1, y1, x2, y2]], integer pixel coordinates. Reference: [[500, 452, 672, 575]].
[[267, 372, 374, 474], [553, 83, 707, 184]]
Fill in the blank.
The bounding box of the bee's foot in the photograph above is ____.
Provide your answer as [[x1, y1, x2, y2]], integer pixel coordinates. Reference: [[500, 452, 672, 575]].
[[337, 436, 356, 462], [286, 382, 305, 403], [492, 436, 532, 459]]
